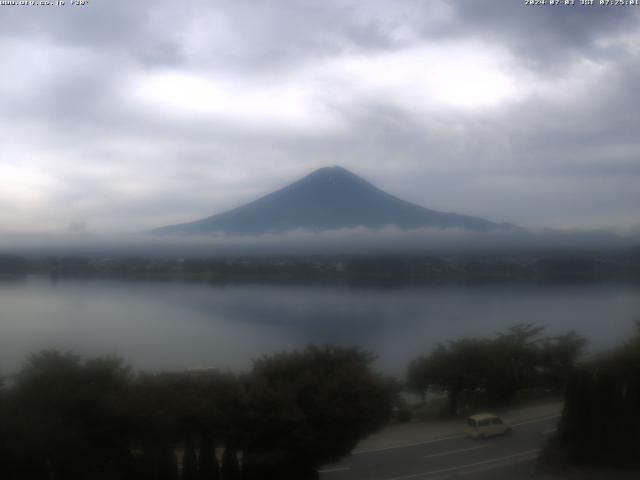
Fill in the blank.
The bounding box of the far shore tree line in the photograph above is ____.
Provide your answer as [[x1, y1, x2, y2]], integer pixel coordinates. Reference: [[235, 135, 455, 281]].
[[1, 323, 638, 478], [2, 250, 639, 284]]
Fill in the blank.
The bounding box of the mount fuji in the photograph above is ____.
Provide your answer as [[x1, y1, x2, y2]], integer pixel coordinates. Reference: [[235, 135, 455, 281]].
[[151, 166, 512, 235]]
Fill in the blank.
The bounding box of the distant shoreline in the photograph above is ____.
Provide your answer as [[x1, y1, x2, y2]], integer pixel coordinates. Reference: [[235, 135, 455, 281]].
[[2, 251, 638, 286]]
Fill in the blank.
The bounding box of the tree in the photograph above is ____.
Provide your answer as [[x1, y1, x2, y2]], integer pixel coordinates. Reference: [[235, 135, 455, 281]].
[[183, 436, 198, 480], [0, 376, 11, 478], [539, 331, 587, 391], [408, 339, 497, 415], [407, 325, 585, 416], [221, 446, 241, 480], [129, 368, 242, 480], [493, 323, 546, 402], [198, 433, 220, 480], [555, 325, 640, 468], [8, 350, 134, 479], [1, 345, 394, 479], [242, 345, 395, 479]]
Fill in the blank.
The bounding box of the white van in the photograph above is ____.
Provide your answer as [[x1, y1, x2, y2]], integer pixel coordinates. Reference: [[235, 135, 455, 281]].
[[465, 414, 511, 439]]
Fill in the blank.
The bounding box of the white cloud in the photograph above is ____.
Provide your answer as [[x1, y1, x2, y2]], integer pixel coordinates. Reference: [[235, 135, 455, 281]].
[[131, 70, 343, 131], [326, 42, 519, 111]]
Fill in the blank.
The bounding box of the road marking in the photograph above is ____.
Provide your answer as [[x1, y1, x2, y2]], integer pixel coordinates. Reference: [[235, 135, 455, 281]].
[[511, 413, 561, 427], [423, 444, 488, 459], [381, 449, 540, 480], [353, 413, 560, 455], [318, 466, 351, 474], [353, 433, 465, 455], [542, 428, 557, 435]]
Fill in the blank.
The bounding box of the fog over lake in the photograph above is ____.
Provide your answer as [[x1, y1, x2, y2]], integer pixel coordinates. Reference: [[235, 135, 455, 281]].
[[1, 277, 638, 376]]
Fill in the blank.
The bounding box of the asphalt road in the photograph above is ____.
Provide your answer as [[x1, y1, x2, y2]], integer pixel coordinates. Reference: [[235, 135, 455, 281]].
[[319, 414, 560, 480]]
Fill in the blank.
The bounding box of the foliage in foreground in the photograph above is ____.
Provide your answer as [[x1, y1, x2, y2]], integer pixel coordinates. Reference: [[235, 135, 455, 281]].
[[0, 346, 395, 480], [548, 325, 640, 468], [406, 324, 586, 416]]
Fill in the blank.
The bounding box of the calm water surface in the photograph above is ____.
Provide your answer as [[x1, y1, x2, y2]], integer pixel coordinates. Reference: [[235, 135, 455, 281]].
[[0, 276, 638, 376]]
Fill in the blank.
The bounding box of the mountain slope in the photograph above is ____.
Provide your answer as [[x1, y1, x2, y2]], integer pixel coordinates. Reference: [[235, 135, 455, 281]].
[[151, 166, 511, 235]]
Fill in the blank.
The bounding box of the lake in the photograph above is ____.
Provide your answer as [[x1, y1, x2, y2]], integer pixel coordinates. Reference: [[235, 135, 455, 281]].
[[0, 276, 638, 376]]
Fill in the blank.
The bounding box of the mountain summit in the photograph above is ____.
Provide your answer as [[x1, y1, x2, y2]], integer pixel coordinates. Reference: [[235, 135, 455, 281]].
[[151, 166, 509, 235]]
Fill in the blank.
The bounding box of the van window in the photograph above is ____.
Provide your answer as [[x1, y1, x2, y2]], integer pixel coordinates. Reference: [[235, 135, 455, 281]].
[[491, 418, 503, 425], [478, 419, 491, 427], [467, 418, 476, 427]]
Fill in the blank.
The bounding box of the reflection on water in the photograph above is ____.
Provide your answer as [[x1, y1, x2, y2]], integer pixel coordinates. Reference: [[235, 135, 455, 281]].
[[0, 276, 638, 376]]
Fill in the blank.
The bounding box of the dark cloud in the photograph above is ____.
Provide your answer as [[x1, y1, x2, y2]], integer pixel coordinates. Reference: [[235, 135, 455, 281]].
[[446, 1, 640, 70]]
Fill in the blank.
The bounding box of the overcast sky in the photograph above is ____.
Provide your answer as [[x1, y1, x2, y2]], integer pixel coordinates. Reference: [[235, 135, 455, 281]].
[[1, 0, 639, 234]]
